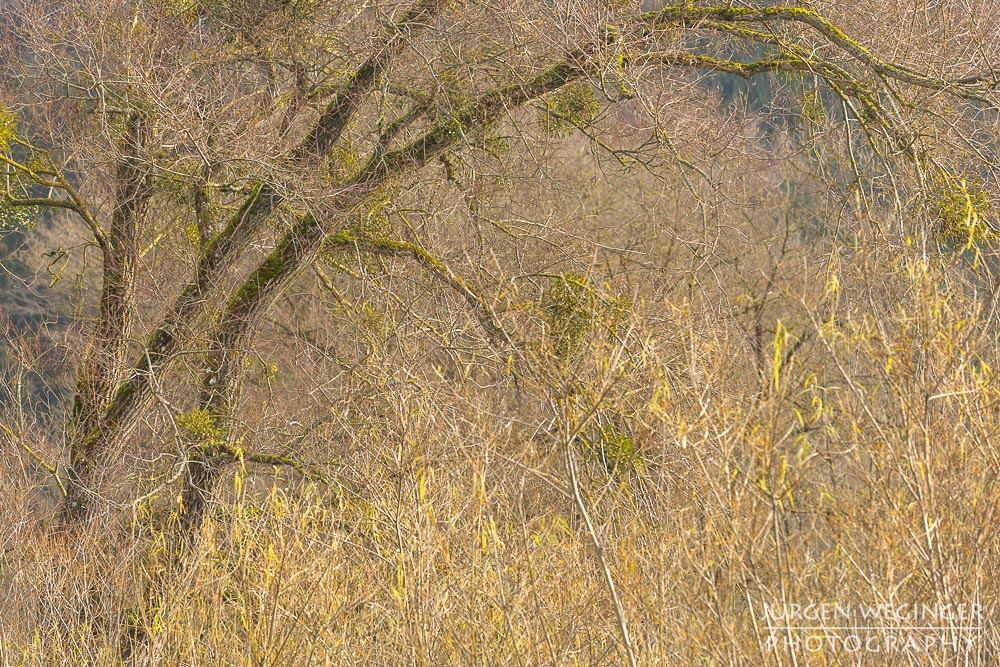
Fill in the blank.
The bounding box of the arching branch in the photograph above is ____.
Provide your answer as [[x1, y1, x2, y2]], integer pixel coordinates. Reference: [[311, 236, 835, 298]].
[[642, 5, 1000, 102], [326, 229, 515, 353], [60, 0, 452, 524]]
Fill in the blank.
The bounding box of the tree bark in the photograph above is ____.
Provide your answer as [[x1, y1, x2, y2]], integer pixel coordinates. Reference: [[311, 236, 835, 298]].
[[63, 111, 151, 521], [60, 0, 452, 525], [174, 59, 595, 532]]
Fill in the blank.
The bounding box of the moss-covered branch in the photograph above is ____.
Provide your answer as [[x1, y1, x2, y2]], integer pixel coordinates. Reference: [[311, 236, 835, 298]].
[[208, 443, 329, 485], [63, 1, 451, 525], [639, 52, 811, 79], [327, 230, 515, 352], [643, 5, 999, 103], [0, 138, 107, 251], [637, 20, 903, 146]]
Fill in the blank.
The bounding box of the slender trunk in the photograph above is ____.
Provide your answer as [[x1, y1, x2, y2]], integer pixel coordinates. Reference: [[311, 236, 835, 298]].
[[60, 1, 450, 525], [62, 112, 150, 522], [176, 212, 332, 533], [171, 58, 592, 532], [177, 447, 226, 536]]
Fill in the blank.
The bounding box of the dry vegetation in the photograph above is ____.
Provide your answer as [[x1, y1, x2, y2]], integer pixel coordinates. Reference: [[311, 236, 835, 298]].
[[2, 1, 1000, 664]]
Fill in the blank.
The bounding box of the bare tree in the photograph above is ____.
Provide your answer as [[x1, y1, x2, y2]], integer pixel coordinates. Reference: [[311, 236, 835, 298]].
[[0, 0, 997, 537], [4, 3, 1000, 664]]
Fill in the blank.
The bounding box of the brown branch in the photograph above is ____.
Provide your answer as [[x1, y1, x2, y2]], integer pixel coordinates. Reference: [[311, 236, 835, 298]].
[[0, 419, 66, 498], [361, 57, 593, 183], [211, 443, 329, 485], [64, 0, 452, 525], [374, 99, 434, 159], [296, 0, 450, 158], [643, 5, 1000, 103], [327, 230, 515, 352]]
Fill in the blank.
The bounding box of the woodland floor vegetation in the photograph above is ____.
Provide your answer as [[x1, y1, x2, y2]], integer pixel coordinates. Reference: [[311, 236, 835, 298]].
[[2, 1, 1000, 664]]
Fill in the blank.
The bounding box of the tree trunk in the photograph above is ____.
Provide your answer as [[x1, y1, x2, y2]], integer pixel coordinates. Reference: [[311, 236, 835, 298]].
[[62, 112, 150, 522], [58, 0, 450, 525]]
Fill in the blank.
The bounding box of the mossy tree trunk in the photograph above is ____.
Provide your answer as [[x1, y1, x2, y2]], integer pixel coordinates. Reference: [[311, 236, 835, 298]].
[[56, 0, 451, 524], [0, 1, 994, 534], [63, 111, 151, 522]]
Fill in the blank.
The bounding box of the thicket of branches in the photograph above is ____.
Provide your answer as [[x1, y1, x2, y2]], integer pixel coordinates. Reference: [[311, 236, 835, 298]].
[[2, 1, 1000, 664]]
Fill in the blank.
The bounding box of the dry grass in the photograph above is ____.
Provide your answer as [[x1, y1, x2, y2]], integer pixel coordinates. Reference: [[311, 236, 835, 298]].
[[2, 0, 999, 663], [3, 229, 1000, 665]]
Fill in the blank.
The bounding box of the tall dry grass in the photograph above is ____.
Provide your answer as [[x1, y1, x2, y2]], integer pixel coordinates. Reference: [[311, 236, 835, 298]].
[[3, 227, 1000, 665]]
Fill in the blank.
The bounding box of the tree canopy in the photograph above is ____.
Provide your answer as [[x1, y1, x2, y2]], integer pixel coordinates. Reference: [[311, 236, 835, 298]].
[[3, 1, 1000, 663]]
